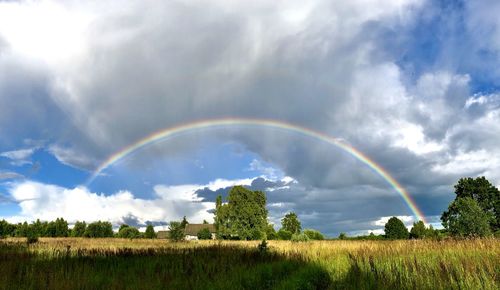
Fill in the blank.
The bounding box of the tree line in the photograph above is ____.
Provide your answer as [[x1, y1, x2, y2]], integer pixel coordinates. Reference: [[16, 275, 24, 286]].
[[0, 219, 157, 241], [1, 176, 498, 242]]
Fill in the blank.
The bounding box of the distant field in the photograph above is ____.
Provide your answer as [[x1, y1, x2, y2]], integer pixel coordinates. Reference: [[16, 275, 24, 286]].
[[0, 238, 498, 289]]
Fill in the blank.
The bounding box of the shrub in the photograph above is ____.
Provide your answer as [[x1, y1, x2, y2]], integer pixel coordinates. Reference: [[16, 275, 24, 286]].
[[118, 226, 140, 239], [291, 233, 310, 242], [304, 229, 324, 240], [258, 239, 268, 254], [277, 229, 292, 240], [197, 228, 212, 240]]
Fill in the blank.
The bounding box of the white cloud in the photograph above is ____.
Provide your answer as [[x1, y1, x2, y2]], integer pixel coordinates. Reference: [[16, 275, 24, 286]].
[[0, 147, 37, 166], [4, 180, 215, 225]]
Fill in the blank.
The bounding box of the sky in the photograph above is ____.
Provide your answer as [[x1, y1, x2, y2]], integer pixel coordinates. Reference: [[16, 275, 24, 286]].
[[1, 0, 499, 237]]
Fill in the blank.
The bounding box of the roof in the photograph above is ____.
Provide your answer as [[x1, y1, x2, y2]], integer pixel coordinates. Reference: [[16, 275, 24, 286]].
[[184, 224, 216, 236], [156, 231, 170, 239]]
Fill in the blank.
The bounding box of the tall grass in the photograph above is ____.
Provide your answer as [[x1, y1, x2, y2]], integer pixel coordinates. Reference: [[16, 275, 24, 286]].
[[0, 238, 498, 289]]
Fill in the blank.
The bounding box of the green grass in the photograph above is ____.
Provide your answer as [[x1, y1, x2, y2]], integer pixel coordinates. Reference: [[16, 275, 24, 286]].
[[0, 238, 498, 289]]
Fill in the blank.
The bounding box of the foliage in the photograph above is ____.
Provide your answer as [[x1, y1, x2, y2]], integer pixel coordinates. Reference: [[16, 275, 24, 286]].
[[72, 221, 87, 237], [281, 212, 301, 234], [384, 217, 409, 239], [265, 224, 277, 240], [197, 228, 212, 240], [449, 176, 499, 231], [0, 220, 9, 238], [168, 221, 185, 242], [45, 218, 69, 237], [257, 239, 268, 254], [118, 225, 140, 239], [144, 225, 156, 239], [180, 216, 189, 229], [277, 229, 292, 240], [291, 233, 310, 242], [16, 222, 30, 237], [442, 177, 499, 235], [84, 221, 113, 238], [409, 221, 427, 239], [338, 232, 347, 240], [303, 229, 324, 240], [214, 186, 268, 240], [442, 197, 492, 237]]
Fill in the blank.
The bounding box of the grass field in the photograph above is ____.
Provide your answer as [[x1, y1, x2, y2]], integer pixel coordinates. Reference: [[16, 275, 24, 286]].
[[0, 238, 498, 289]]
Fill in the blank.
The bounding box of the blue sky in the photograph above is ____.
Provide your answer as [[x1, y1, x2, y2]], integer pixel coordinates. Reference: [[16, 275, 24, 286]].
[[1, 0, 500, 236]]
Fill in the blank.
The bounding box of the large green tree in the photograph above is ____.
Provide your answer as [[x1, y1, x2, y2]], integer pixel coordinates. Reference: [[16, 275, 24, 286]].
[[281, 212, 301, 234], [384, 217, 409, 239], [214, 186, 268, 240], [441, 197, 492, 237], [443, 177, 499, 232]]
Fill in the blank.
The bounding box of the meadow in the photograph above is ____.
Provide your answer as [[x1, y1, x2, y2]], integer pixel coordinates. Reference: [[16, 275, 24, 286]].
[[0, 238, 498, 290]]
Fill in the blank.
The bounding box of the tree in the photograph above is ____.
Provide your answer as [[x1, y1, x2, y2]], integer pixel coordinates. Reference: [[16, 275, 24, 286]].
[[31, 219, 47, 237], [84, 221, 113, 238], [0, 220, 9, 238], [277, 229, 292, 240], [72, 221, 86, 237], [384, 217, 409, 239], [118, 225, 140, 239], [169, 221, 185, 242], [214, 186, 268, 240], [46, 218, 69, 237], [281, 212, 301, 234], [16, 222, 30, 237], [304, 229, 324, 240], [197, 228, 212, 240], [338, 232, 347, 240], [441, 197, 492, 237], [144, 225, 156, 239], [410, 221, 427, 239], [445, 177, 499, 231], [265, 224, 277, 240], [180, 216, 189, 229]]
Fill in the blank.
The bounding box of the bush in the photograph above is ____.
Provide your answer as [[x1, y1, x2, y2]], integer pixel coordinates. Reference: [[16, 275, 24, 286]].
[[291, 233, 310, 242], [277, 229, 292, 240], [257, 239, 268, 254], [118, 226, 140, 239], [197, 228, 212, 240], [304, 229, 324, 240]]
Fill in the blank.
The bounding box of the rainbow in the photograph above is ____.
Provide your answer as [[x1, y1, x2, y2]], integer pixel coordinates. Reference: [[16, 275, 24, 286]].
[[87, 118, 426, 223]]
